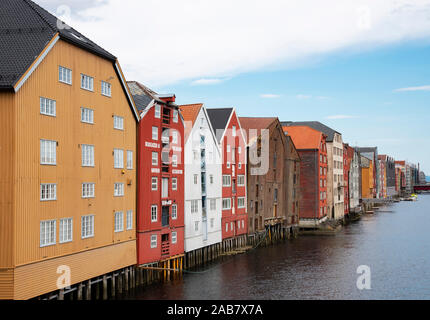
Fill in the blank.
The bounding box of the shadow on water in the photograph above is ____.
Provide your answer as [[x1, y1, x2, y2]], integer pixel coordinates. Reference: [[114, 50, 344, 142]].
[[124, 195, 430, 300]]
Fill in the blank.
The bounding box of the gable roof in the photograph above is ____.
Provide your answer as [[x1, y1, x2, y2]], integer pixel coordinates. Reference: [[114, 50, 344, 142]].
[[127, 81, 155, 113], [281, 121, 340, 142], [238, 117, 278, 145], [178, 104, 203, 142], [282, 125, 325, 150], [206, 108, 234, 143], [0, 0, 116, 90]]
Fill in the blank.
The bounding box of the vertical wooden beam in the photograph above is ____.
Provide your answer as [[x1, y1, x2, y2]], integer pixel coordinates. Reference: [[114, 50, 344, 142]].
[[77, 283, 83, 300], [111, 273, 116, 298], [86, 280, 91, 300], [103, 275, 108, 300], [58, 289, 64, 300]]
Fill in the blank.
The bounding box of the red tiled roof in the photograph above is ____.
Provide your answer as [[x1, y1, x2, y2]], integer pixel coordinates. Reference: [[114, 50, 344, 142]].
[[179, 104, 203, 142], [282, 125, 324, 150]]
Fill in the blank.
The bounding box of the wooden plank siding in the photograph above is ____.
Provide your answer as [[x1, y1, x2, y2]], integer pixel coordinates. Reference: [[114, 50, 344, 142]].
[[1, 39, 137, 299]]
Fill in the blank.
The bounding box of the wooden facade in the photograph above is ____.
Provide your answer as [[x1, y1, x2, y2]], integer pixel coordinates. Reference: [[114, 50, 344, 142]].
[[0, 39, 138, 299]]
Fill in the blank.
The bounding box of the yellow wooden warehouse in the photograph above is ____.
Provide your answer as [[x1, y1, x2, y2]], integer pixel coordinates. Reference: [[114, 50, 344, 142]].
[[0, 0, 139, 299]]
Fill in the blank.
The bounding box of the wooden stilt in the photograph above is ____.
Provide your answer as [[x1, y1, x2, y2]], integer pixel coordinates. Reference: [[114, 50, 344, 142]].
[[77, 283, 83, 300], [58, 289, 64, 300], [86, 280, 91, 300], [103, 275, 108, 300], [111, 273, 116, 298]]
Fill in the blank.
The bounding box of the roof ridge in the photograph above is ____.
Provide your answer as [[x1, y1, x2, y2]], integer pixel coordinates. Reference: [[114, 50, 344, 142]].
[[23, 0, 56, 33]]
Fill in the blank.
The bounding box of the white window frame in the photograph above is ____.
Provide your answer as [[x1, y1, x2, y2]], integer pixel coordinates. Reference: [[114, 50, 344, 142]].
[[195, 221, 199, 232], [101, 81, 112, 97], [40, 139, 56, 165], [172, 154, 178, 167], [222, 198, 231, 210], [210, 199, 216, 211], [151, 177, 158, 191], [59, 218, 73, 244], [238, 197, 246, 208], [194, 174, 198, 185], [127, 150, 133, 169], [172, 204, 177, 220], [210, 174, 214, 184], [114, 211, 124, 233], [80, 74, 94, 91], [172, 178, 177, 190], [152, 152, 158, 166], [40, 97, 56, 117], [227, 162, 231, 169], [81, 107, 94, 124], [59, 66, 72, 85], [232, 125, 236, 137], [154, 105, 161, 118], [152, 126, 158, 140], [191, 200, 198, 213], [81, 144, 94, 167], [172, 130, 178, 144], [114, 183, 124, 197], [82, 183, 95, 198], [40, 219, 56, 247], [113, 115, 124, 130], [223, 175, 231, 187], [114, 148, 124, 169], [151, 234, 157, 248], [126, 210, 133, 230], [40, 183, 57, 201], [237, 175, 245, 186], [172, 231, 177, 243], [151, 205, 158, 222], [81, 215, 94, 239], [173, 110, 178, 123]]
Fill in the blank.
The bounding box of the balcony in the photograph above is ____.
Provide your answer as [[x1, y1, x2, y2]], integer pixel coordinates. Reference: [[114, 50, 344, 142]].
[[161, 241, 170, 256]]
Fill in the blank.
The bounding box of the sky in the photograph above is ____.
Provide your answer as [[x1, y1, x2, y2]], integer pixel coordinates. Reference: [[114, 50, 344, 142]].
[[35, 0, 430, 173]]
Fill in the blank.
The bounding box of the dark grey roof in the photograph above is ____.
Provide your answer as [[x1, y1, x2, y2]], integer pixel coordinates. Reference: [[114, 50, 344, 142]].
[[0, 0, 116, 90], [355, 147, 378, 154], [206, 108, 233, 143], [127, 81, 155, 113], [281, 121, 340, 142]]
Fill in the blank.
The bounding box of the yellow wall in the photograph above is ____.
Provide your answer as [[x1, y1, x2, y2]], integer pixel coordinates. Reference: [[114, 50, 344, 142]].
[[0, 39, 137, 299]]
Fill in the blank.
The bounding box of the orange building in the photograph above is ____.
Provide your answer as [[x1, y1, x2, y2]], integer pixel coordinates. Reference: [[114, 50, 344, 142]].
[[0, 1, 138, 299], [360, 155, 374, 199]]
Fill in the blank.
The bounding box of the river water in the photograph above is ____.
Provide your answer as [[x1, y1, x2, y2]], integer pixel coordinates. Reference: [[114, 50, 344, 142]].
[[126, 194, 430, 300]]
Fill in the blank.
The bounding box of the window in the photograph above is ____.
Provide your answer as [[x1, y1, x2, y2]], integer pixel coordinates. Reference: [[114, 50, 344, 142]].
[[226, 223, 228, 232], [151, 235, 157, 248], [101, 81, 111, 97], [194, 174, 198, 185], [126, 210, 133, 230], [232, 125, 236, 137], [172, 231, 177, 243], [162, 178, 169, 198], [193, 150, 198, 160], [152, 126, 158, 140], [172, 154, 178, 167], [81, 107, 94, 124], [238, 197, 245, 208], [172, 131, 178, 144], [210, 199, 216, 211], [191, 200, 198, 213], [40, 183, 56, 201], [40, 220, 56, 247], [222, 175, 231, 187], [40, 97, 56, 116], [238, 146, 241, 154], [127, 151, 133, 169], [231, 222, 234, 231], [80, 74, 94, 91], [242, 220, 244, 229], [210, 218, 214, 228], [238, 162, 242, 169], [227, 162, 231, 169], [114, 212, 124, 232], [237, 175, 245, 186], [172, 178, 177, 190], [113, 116, 124, 130], [172, 204, 177, 220], [81, 215, 94, 239], [59, 218, 73, 244], [59, 66, 72, 84], [81, 144, 94, 167], [210, 175, 214, 184], [151, 177, 158, 190], [222, 198, 231, 210], [227, 145, 231, 153], [173, 110, 178, 123], [114, 183, 124, 196], [40, 139, 56, 165], [114, 149, 124, 168], [151, 205, 158, 222], [151, 152, 158, 166], [195, 221, 199, 231], [82, 183, 95, 198], [154, 105, 161, 118]]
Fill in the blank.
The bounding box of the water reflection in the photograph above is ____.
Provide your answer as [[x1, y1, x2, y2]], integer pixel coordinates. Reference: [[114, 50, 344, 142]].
[[126, 195, 430, 300]]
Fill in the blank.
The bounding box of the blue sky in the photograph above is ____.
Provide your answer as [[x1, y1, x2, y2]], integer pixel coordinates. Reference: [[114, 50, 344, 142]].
[[35, 0, 430, 173], [157, 41, 430, 173]]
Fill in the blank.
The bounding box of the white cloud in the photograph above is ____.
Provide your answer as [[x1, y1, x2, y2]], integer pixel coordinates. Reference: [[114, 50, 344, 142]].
[[296, 94, 312, 100], [34, 0, 430, 86], [260, 94, 281, 98], [394, 85, 430, 92], [191, 78, 226, 86], [325, 115, 358, 119]]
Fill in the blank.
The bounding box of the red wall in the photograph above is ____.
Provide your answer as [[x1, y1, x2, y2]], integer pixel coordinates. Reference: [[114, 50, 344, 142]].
[[221, 111, 248, 239], [137, 102, 185, 265]]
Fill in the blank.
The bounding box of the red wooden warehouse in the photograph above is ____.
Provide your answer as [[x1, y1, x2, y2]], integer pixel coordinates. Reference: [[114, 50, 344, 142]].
[[282, 126, 328, 226], [207, 108, 248, 240], [128, 81, 185, 266]]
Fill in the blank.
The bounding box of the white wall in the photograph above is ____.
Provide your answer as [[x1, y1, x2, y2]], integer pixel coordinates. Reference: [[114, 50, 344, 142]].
[[184, 106, 222, 252]]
